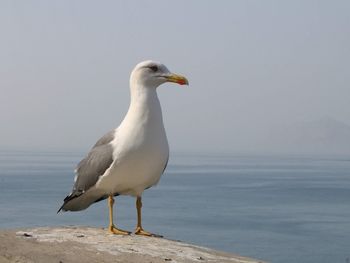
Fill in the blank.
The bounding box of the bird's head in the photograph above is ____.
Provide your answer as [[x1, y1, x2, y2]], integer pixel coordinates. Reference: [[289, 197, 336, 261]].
[[130, 60, 189, 88]]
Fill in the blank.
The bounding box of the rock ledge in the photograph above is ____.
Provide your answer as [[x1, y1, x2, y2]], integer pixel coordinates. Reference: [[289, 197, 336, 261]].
[[0, 226, 265, 263]]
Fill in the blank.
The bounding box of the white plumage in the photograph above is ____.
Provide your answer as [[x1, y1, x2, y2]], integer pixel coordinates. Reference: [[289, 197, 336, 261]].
[[98, 76, 169, 197], [59, 60, 188, 236]]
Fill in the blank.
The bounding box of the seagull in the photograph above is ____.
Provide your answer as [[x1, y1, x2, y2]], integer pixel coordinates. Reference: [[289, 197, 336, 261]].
[[58, 60, 188, 236]]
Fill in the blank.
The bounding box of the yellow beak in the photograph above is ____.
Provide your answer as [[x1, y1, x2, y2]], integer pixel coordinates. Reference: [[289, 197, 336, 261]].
[[165, 73, 189, 85]]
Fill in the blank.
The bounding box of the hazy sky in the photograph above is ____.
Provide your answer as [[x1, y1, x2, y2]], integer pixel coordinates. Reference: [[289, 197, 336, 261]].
[[1, 1, 349, 153]]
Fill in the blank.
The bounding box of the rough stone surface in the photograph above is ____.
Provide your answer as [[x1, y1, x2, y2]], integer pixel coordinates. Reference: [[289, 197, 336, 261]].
[[0, 226, 265, 263]]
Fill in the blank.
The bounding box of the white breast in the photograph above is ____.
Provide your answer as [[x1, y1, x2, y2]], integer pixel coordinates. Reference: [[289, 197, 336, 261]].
[[96, 88, 169, 197]]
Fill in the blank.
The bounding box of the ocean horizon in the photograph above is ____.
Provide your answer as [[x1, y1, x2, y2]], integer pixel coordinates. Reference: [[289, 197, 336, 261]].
[[0, 150, 349, 263]]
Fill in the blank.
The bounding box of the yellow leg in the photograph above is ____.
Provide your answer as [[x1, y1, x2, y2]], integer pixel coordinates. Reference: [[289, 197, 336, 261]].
[[108, 196, 130, 235], [134, 196, 163, 237]]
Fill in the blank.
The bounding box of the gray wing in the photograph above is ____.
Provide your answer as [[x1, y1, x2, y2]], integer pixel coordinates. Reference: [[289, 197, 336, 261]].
[[73, 129, 115, 194], [58, 130, 115, 212], [162, 155, 169, 174]]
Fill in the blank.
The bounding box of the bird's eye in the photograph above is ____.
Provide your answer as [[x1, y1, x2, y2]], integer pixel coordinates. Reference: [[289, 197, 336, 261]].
[[149, 65, 158, 72]]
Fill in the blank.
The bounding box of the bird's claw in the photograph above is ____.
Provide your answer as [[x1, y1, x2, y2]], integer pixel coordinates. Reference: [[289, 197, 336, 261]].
[[134, 227, 163, 237], [108, 225, 131, 235]]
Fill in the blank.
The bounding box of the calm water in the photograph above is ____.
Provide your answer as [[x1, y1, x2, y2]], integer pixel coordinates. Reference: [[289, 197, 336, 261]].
[[0, 151, 349, 263]]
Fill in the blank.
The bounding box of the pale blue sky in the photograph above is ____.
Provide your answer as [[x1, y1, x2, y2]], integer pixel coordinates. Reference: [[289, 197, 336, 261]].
[[1, 1, 349, 153]]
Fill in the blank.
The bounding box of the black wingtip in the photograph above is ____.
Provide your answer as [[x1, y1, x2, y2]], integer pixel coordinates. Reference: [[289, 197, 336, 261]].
[[57, 202, 67, 213], [57, 192, 82, 214], [57, 195, 71, 213], [57, 206, 63, 214]]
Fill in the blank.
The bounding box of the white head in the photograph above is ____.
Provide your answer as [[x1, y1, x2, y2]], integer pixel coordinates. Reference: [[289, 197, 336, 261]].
[[130, 60, 189, 89]]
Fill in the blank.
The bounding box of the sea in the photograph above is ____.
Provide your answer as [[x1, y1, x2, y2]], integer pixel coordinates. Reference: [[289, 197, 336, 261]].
[[0, 151, 349, 263]]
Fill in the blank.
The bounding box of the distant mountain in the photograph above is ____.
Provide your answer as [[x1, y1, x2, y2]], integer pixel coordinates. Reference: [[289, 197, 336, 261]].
[[266, 117, 350, 154]]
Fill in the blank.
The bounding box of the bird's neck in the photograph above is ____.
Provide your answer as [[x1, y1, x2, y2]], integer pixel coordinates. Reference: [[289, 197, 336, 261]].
[[127, 85, 163, 123]]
